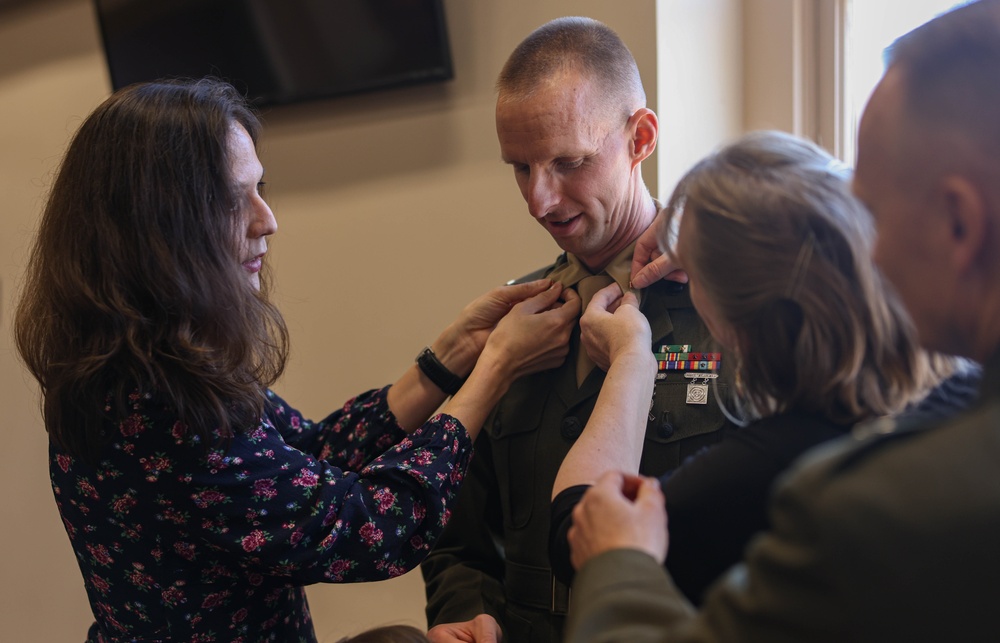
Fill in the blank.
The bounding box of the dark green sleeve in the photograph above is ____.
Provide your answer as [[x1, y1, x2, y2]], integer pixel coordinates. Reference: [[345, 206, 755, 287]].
[[566, 549, 691, 643]]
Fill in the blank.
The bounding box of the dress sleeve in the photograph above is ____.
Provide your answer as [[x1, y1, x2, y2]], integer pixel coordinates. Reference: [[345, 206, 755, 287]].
[[150, 395, 474, 584], [263, 386, 406, 468]]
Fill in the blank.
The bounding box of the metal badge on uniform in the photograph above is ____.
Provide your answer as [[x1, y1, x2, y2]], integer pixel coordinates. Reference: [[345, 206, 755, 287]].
[[655, 345, 722, 406], [684, 372, 718, 405]]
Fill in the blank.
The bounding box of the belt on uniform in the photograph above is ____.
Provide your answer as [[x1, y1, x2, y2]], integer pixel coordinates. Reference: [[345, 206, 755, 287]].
[[504, 560, 571, 615]]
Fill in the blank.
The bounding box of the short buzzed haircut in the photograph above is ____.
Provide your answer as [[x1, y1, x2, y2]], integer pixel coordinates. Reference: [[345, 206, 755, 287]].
[[886, 0, 1000, 156], [496, 17, 646, 116]]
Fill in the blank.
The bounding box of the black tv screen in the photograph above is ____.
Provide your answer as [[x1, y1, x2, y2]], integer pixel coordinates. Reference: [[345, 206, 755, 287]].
[[94, 0, 454, 107]]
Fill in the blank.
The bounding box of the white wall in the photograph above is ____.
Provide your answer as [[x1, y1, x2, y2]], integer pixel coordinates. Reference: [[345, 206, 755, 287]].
[[656, 0, 745, 200], [0, 1, 662, 640]]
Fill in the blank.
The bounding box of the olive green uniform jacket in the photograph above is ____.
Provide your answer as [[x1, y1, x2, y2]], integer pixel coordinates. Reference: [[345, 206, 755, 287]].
[[421, 256, 733, 643]]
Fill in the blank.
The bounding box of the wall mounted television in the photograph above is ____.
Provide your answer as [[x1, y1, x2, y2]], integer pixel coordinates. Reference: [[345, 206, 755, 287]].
[[93, 0, 454, 107]]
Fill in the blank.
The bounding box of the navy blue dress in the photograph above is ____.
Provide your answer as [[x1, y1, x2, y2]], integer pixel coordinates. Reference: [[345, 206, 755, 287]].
[[50, 386, 473, 643]]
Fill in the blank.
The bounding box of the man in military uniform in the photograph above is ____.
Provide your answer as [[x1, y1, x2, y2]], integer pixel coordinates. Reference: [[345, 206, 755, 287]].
[[421, 17, 731, 643], [563, 2, 1000, 641]]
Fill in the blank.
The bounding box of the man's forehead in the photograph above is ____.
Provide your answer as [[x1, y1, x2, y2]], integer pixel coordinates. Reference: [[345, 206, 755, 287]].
[[855, 72, 905, 179]]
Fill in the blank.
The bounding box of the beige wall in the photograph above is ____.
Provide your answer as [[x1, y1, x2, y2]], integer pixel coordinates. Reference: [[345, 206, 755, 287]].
[[0, 0, 664, 640], [657, 0, 744, 197]]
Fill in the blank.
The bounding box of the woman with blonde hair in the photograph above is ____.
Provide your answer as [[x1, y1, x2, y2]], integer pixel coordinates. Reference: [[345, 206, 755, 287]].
[[549, 129, 971, 604]]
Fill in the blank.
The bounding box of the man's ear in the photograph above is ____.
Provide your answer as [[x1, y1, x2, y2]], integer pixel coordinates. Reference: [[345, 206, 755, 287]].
[[941, 175, 988, 275], [628, 108, 658, 169]]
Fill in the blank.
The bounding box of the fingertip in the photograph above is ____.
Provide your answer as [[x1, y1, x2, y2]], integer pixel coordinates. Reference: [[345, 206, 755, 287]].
[[669, 270, 689, 284], [631, 270, 652, 290]]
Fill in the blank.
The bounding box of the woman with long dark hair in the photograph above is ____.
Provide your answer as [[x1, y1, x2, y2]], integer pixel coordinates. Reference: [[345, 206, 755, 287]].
[[14, 78, 578, 642]]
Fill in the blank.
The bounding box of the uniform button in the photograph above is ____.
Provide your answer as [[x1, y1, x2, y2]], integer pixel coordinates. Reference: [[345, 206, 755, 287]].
[[657, 411, 675, 439], [561, 416, 583, 440], [492, 413, 503, 437]]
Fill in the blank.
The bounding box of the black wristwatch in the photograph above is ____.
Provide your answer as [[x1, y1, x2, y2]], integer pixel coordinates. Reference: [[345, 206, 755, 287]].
[[416, 346, 466, 396]]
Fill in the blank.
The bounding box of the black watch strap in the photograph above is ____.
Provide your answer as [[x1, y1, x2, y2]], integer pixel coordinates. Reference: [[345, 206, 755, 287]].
[[416, 347, 465, 396]]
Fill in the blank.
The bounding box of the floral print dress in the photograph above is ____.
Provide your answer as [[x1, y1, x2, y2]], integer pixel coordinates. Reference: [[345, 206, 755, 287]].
[[49, 386, 473, 643]]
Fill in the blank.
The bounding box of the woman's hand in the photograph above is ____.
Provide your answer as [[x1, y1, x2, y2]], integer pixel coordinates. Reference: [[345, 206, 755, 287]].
[[440, 284, 579, 440], [580, 283, 652, 372], [427, 614, 502, 643], [568, 471, 668, 570], [431, 279, 556, 378], [630, 212, 689, 289], [479, 284, 580, 383]]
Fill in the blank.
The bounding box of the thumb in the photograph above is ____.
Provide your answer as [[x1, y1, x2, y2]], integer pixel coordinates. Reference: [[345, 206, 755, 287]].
[[630, 261, 667, 290], [634, 476, 665, 509], [499, 278, 552, 304], [619, 291, 641, 310], [516, 282, 564, 314], [587, 282, 625, 313]]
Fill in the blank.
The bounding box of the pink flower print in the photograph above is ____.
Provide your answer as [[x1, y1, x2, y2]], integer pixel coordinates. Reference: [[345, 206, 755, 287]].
[[247, 573, 264, 587], [127, 564, 155, 590], [292, 468, 320, 489], [121, 525, 142, 542], [76, 478, 99, 500], [86, 543, 114, 566], [170, 421, 188, 441], [374, 488, 397, 515], [140, 454, 172, 481], [359, 521, 383, 548], [111, 494, 137, 516], [192, 489, 228, 509], [409, 534, 426, 551], [318, 532, 338, 550], [411, 502, 426, 523], [89, 573, 111, 595], [252, 478, 277, 500], [119, 413, 146, 437], [289, 529, 304, 546], [241, 529, 268, 552], [56, 453, 72, 473], [325, 558, 354, 581], [201, 590, 231, 609], [160, 508, 187, 524], [413, 449, 433, 466], [232, 607, 248, 623], [62, 516, 77, 540], [161, 585, 186, 607], [290, 415, 301, 429], [174, 541, 197, 561]]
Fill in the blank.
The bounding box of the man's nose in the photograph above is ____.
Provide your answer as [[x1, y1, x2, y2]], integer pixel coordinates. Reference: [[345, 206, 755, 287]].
[[526, 173, 560, 219]]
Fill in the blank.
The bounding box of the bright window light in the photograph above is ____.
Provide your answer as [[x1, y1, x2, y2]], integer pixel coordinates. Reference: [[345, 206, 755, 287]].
[[843, 0, 972, 165]]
